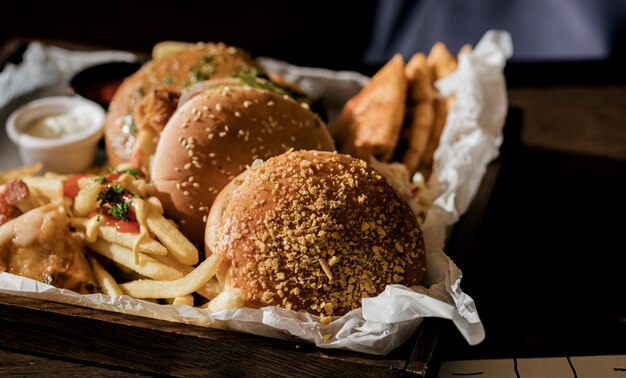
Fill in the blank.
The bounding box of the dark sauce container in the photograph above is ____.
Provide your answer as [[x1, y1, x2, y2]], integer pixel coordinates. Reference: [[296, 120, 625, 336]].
[[69, 61, 144, 109]]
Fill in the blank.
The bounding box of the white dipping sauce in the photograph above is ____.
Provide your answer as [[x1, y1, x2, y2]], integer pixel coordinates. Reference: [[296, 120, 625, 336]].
[[23, 106, 94, 139]]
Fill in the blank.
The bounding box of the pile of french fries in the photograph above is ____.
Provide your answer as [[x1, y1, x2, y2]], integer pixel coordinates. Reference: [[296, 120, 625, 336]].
[[0, 164, 240, 310]]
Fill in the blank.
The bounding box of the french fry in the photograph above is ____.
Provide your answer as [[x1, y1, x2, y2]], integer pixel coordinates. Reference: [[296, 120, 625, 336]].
[[89, 257, 124, 296], [403, 52, 436, 173], [73, 179, 101, 217], [405, 52, 434, 102], [98, 225, 167, 255], [147, 204, 199, 265], [196, 278, 222, 300], [427, 42, 457, 80], [207, 287, 244, 312], [402, 101, 435, 174], [87, 239, 183, 281], [119, 253, 220, 298], [418, 43, 458, 179], [172, 295, 194, 306], [0, 163, 42, 185], [152, 253, 194, 275]]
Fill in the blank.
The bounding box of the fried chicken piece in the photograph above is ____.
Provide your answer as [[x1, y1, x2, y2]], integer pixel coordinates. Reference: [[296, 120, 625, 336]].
[[330, 54, 407, 161], [130, 88, 181, 175], [133, 88, 180, 134], [0, 203, 95, 293]]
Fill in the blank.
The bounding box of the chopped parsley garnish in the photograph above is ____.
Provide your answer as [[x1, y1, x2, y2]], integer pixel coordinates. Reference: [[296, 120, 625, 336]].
[[97, 184, 132, 221], [162, 75, 175, 85], [108, 201, 131, 222], [98, 184, 128, 205], [93, 168, 141, 185], [237, 68, 287, 96]]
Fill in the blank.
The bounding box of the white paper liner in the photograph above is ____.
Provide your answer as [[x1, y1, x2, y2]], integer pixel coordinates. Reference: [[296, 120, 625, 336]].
[[0, 30, 512, 355]]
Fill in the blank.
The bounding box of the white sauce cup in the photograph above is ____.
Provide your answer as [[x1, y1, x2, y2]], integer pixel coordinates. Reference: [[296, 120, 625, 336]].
[[6, 96, 105, 174]]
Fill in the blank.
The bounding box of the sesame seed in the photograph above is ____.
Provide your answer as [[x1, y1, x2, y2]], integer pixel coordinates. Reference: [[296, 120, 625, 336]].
[[219, 132, 227, 137], [215, 103, 222, 111]]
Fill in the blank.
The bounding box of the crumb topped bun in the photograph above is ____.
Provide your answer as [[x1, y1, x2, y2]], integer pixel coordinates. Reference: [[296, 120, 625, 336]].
[[151, 87, 335, 245], [105, 42, 259, 167], [206, 150, 426, 317]]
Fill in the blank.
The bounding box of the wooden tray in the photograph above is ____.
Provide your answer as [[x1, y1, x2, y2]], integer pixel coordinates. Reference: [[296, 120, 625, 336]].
[[0, 39, 504, 377]]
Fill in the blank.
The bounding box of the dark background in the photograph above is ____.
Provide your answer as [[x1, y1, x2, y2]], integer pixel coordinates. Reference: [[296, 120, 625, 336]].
[[0, 1, 378, 71], [3, 0, 626, 70]]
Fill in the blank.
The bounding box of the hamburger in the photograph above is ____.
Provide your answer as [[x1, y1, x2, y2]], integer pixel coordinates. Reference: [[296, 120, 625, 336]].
[[151, 84, 335, 245], [206, 150, 426, 316], [104, 42, 260, 170]]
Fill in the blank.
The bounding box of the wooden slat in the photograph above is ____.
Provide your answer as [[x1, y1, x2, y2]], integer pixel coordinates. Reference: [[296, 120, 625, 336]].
[[0, 293, 411, 377]]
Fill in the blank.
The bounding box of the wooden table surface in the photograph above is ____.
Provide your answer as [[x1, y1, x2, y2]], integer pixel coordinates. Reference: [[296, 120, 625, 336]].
[[1, 48, 626, 376]]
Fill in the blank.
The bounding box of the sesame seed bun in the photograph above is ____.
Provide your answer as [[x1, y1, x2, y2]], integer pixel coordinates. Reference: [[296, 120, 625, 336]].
[[206, 150, 426, 316], [151, 87, 335, 245], [104, 42, 259, 167]]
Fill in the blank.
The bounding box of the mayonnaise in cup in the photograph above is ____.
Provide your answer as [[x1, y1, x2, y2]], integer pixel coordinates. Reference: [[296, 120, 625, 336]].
[[6, 96, 105, 174]]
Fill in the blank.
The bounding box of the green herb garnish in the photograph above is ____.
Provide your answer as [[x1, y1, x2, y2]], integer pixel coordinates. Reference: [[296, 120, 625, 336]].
[[162, 75, 176, 85], [97, 184, 132, 221], [120, 168, 139, 178], [107, 201, 131, 222], [237, 68, 286, 96], [94, 176, 107, 184]]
